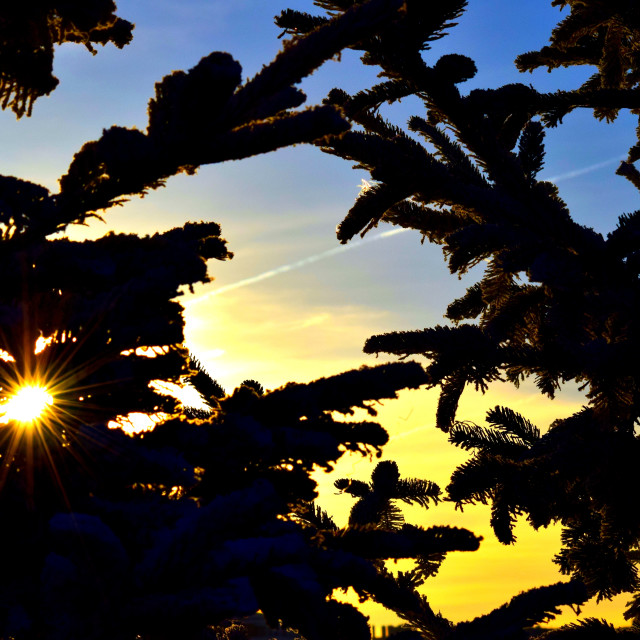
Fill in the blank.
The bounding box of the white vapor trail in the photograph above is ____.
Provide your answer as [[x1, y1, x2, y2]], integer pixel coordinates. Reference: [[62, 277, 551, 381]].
[[388, 424, 432, 442], [545, 155, 624, 183], [183, 227, 409, 307], [183, 155, 624, 306]]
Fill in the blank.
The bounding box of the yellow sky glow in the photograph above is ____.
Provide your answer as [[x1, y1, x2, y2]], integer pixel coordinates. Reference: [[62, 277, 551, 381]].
[[60, 182, 630, 630], [312, 385, 629, 629], [183, 284, 630, 629]]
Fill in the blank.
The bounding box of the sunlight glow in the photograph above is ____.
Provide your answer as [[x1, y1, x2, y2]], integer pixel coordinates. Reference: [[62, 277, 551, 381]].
[[34, 335, 54, 354], [108, 411, 166, 435], [120, 346, 170, 358], [0, 385, 53, 424]]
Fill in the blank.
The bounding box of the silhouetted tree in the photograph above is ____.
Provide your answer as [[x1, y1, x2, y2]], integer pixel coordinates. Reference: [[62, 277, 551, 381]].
[[278, 0, 640, 636], [0, 2, 485, 639], [7, 1, 638, 638], [298, 461, 588, 640], [335, 460, 439, 530], [0, 2, 134, 117], [189, 364, 484, 640]]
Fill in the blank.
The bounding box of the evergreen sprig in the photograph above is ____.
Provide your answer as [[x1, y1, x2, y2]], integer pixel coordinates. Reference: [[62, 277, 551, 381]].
[[0, 2, 134, 117]]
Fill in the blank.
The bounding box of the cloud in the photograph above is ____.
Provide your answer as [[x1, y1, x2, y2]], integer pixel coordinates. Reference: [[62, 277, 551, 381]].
[[184, 287, 395, 392]]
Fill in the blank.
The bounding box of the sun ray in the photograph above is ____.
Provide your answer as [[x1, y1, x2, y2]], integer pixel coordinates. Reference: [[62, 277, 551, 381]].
[[0, 325, 174, 505], [0, 385, 53, 424]]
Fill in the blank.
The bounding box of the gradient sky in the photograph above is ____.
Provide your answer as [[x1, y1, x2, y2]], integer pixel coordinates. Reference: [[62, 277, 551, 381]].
[[3, 0, 639, 630]]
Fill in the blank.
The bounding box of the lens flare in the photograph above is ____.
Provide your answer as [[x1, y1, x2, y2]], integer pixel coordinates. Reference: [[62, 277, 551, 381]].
[[0, 385, 53, 424]]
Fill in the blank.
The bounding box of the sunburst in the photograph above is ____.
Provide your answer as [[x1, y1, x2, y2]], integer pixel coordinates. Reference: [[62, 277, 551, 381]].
[[0, 314, 187, 513], [0, 326, 131, 503], [0, 385, 53, 424]]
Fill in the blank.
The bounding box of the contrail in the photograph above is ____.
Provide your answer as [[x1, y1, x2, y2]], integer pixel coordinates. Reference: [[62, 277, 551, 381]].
[[184, 156, 624, 306], [389, 424, 432, 442], [545, 155, 624, 183], [183, 227, 409, 306]]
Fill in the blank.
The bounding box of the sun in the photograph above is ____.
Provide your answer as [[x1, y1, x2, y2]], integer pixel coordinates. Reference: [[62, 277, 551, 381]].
[[0, 385, 54, 424]]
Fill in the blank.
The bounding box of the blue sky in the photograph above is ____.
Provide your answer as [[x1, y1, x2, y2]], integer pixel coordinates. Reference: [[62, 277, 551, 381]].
[[3, 0, 638, 628]]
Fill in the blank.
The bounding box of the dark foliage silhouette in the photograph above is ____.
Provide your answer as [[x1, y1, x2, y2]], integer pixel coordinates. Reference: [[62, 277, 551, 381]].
[[299, 461, 588, 640], [278, 0, 640, 636], [4, 0, 639, 638], [0, 2, 134, 118], [0, 2, 482, 639]]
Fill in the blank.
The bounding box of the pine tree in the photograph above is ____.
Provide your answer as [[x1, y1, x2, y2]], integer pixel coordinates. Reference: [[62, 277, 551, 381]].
[[300, 461, 588, 640], [0, 2, 482, 639], [0, 2, 134, 118], [8, 1, 640, 638], [277, 0, 640, 636]]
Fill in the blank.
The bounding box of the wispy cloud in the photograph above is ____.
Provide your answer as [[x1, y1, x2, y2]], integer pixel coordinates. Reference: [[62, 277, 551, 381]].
[[183, 227, 409, 306]]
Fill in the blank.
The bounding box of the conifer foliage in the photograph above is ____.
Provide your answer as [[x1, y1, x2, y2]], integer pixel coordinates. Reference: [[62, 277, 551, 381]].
[[0, 2, 484, 639], [301, 461, 588, 640], [4, 0, 640, 638], [0, 2, 134, 118], [278, 0, 640, 635]]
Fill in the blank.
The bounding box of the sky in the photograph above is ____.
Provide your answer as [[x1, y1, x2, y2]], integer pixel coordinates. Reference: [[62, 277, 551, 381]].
[[2, 0, 639, 630]]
